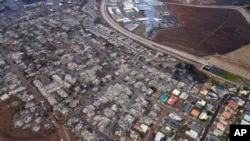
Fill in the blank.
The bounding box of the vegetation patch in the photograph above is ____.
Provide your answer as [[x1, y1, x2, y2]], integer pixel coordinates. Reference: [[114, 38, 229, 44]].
[[220, 72, 239, 81]]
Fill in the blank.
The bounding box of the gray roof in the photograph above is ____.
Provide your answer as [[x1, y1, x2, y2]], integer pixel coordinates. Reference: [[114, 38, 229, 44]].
[[160, 125, 171, 135], [165, 117, 181, 129], [207, 135, 221, 141], [188, 122, 202, 133], [245, 101, 250, 109], [205, 103, 214, 112], [182, 103, 193, 113]]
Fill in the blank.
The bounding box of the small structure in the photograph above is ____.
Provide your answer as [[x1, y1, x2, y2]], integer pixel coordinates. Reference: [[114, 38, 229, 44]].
[[243, 114, 250, 122], [199, 112, 208, 120], [190, 108, 201, 118], [199, 89, 208, 96], [167, 95, 178, 106], [216, 122, 226, 132], [130, 130, 139, 140], [172, 89, 181, 96], [245, 101, 250, 110], [239, 90, 249, 96], [213, 128, 224, 136], [179, 92, 189, 100], [0, 94, 9, 101], [221, 111, 232, 119], [219, 116, 229, 125], [207, 92, 218, 99], [228, 100, 239, 111], [232, 97, 245, 106], [241, 119, 250, 125], [225, 106, 234, 113], [205, 104, 214, 112], [185, 129, 198, 139], [188, 122, 202, 133], [159, 92, 169, 103], [160, 125, 172, 135], [182, 102, 194, 113], [169, 113, 182, 121], [139, 124, 149, 133], [196, 99, 206, 108], [154, 132, 165, 141]]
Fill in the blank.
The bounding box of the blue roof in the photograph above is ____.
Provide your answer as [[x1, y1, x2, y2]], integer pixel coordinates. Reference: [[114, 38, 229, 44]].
[[205, 104, 214, 112], [159, 92, 169, 102], [245, 101, 250, 109], [165, 117, 181, 129], [182, 103, 193, 113], [244, 114, 250, 122]]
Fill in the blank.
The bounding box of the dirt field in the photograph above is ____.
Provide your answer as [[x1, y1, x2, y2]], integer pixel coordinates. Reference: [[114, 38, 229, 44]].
[[224, 44, 250, 70], [0, 97, 64, 141], [153, 5, 250, 56], [164, 0, 241, 5]]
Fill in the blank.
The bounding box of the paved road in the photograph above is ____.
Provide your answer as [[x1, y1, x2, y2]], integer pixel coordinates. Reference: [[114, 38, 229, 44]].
[[100, 0, 250, 81], [200, 94, 231, 141], [100, 0, 209, 66], [76, 115, 116, 141]]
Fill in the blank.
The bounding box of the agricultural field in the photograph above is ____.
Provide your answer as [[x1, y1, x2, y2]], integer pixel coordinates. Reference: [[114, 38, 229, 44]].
[[164, 0, 246, 5], [153, 5, 250, 56]]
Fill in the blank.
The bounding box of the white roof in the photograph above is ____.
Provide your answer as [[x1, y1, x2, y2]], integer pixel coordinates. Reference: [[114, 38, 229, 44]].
[[200, 89, 208, 95], [241, 120, 250, 125], [108, 7, 114, 15], [154, 132, 165, 141], [165, 126, 172, 131], [140, 124, 148, 133], [199, 112, 208, 120], [172, 89, 181, 96], [185, 129, 198, 139], [169, 113, 182, 121], [179, 92, 188, 100], [239, 90, 248, 95], [0, 94, 9, 101], [197, 100, 206, 106]]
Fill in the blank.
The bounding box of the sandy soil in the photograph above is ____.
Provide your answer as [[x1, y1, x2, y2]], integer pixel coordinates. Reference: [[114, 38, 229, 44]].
[[153, 5, 250, 56], [224, 44, 250, 70], [208, 56, 250, 80]]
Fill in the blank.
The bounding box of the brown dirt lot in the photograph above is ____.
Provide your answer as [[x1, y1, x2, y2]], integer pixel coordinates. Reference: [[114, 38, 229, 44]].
[[164, 0, 238, 5], [0, 97, 60, 141], [153, 5, 250, 56]]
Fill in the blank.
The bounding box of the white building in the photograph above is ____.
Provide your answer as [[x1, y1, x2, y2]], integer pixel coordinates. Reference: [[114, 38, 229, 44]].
[[185, 129, 198, 139], [154, 132, 165, 141]]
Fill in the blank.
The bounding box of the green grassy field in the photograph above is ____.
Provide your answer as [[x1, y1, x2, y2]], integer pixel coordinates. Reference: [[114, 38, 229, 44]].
[[220, 72, 239, 81]]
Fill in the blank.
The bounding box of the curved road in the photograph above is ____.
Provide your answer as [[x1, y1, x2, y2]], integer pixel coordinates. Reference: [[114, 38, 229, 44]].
[[100, 1, 243, 140], [100, 0, 209, 66], [100, 0, 250, 80]]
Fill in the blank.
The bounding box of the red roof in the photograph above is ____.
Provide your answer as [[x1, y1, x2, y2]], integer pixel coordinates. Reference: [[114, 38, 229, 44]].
[[222, 111, 232, 119], [191, 109, 201, 118], [167, 95, 179, 106], [228, 100, 238, 111]]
